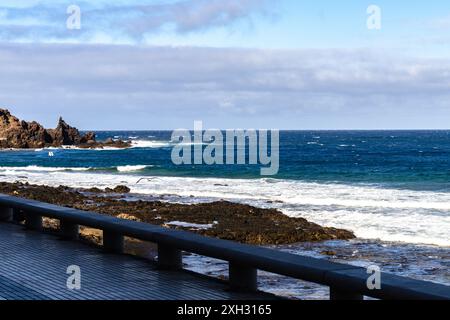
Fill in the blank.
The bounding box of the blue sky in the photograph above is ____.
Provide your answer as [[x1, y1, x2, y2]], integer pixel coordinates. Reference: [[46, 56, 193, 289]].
[[0, 0, 450, 129], [2, 0, 450, 54]]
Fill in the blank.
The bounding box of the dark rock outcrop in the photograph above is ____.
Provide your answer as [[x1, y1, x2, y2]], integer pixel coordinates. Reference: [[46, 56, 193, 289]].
[[105, 185, 131, 193], [0, 108, 130, 149], [0, 110, 50, 148], [47, 117, 84, 146], [0, 181, 356, 245]]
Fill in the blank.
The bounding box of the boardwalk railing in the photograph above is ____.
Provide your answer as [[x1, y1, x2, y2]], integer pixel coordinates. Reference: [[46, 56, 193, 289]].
[[0, 193, 448, 300]]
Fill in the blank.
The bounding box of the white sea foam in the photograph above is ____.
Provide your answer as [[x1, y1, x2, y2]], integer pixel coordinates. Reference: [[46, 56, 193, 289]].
[[130, 140, 171, 148], [2, 139, 189, 151], [116, 165, 151, 172], [0, 165, 91, 172], [0, 168, 448, 247], [130, 139, 206, 148], [32, 145, 125, 151]]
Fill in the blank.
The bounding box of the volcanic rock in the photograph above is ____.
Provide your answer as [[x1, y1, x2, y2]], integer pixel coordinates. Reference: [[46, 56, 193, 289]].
[[0, 181, 356, 245], [0, 108, 130, 149]]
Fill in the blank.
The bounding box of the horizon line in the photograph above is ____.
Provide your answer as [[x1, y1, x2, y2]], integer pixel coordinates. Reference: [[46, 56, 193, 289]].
[[83, 128, 450, 132]]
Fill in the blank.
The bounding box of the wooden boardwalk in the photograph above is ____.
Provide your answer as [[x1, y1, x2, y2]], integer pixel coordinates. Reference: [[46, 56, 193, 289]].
[[1, 194, 448, 300], [0, 223, 273, 300]]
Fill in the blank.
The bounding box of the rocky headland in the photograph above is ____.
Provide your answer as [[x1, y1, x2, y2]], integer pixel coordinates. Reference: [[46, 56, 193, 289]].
[[0, 108, 130, 149]]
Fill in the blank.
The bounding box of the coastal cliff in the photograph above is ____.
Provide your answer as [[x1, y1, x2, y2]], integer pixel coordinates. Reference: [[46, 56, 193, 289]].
[[0, 109, 129, 149]]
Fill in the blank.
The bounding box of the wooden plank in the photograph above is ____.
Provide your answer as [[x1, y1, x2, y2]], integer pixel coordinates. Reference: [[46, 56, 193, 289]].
[[0, 223, 273, 300], [0, 193, 449, 300]]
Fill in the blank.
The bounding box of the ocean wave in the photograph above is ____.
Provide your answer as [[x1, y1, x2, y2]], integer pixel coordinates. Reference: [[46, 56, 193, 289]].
[[130, 140, 171, 148], [130, 139, 206, 148], [280, 195, 450, 210], [116, 165, 152, 172], [0, 165, 155, 174], [307, 142, 324, 146], [3, 139, 204, 151], [31, 145, 125, 151], [0, 165, 92, 172], [0, 170, 448, 247]]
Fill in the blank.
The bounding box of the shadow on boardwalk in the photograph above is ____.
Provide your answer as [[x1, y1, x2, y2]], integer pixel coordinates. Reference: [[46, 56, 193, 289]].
[[0, 223, 274, 300]]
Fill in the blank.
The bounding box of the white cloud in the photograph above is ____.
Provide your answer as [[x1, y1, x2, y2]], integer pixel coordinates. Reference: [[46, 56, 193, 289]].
[[0, 44, 450, 129], [0, 0, 273, 43]]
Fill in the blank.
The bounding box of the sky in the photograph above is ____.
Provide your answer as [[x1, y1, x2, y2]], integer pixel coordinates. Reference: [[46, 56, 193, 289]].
[[0, 0, 450, 129]]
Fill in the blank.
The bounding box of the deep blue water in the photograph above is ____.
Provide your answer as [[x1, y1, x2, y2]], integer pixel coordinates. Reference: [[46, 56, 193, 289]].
[[1, 130, 449, 248], [1, 130, 450, 191], [2, 130, 448, 287]]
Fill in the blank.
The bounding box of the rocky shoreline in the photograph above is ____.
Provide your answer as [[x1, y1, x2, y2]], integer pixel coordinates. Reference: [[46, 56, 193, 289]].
[[0, 109, 130, 149], [0, 181, 355, 245]]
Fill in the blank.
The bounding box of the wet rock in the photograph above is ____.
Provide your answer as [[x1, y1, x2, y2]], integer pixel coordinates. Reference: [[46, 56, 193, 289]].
[[113, 185, 131, 193], [82, 132, 96, 143], [103, 185, 130, 193], [0, 181, 356, 245], [320, 250, 337, 256]]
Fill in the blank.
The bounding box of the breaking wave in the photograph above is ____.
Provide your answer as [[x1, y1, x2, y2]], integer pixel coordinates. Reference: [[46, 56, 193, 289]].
[[0, 167, 448, 247]]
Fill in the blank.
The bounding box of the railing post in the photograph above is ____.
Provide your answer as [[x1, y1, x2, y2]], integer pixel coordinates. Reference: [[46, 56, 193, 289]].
[[229, 262, 257, 292], [60, 219, 79, 240], [157, 244, 182, 270], [12, 208, 25, 223], [103, 230, 124, 253], [25, 211, 42, 231], [330, 287, 364, 300], [0, 207, 13, 222]]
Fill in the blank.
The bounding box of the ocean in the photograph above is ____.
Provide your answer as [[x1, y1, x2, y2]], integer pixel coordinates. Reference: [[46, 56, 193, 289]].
[[0, 130, 449, 299]]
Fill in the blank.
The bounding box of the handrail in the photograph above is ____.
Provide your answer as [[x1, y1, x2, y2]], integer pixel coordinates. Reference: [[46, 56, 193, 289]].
[[0, 193, 448, 300]]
